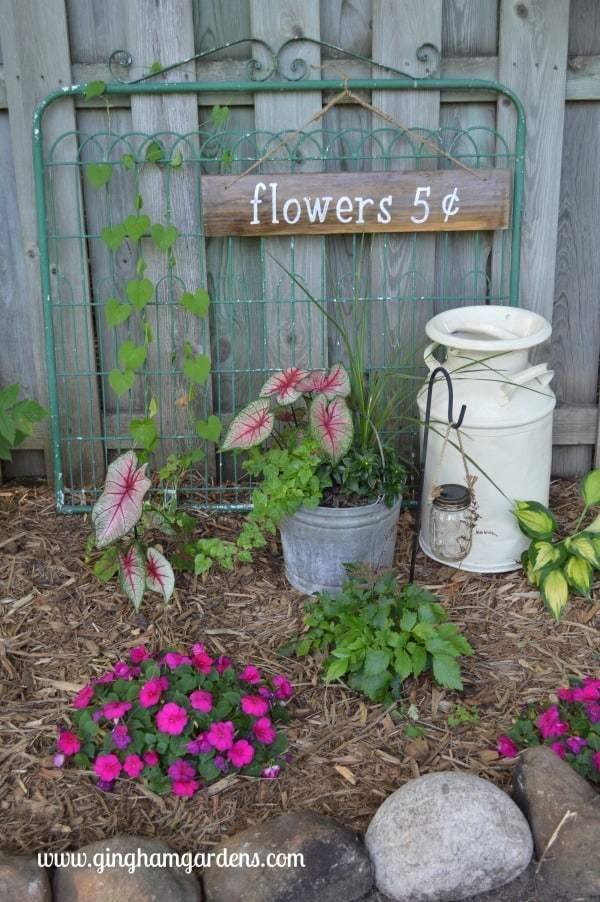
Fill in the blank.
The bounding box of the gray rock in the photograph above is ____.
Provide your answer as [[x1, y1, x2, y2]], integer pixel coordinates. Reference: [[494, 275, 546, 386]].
[[203, 810, 373, 902], [52, 835, 202, 902], [513, 746, 600, 900], [466, 861, 538, 901], [365, 771, 533, 902], [0, 850, 52, 902]]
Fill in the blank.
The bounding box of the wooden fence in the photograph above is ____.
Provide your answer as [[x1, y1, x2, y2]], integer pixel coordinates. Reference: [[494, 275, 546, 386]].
[[0, 0, 599, 481]]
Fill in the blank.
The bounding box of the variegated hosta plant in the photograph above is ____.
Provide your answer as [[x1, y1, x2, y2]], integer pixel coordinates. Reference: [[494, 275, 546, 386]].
[[90, 451, 176, 609], [516, 468, 600, 620]]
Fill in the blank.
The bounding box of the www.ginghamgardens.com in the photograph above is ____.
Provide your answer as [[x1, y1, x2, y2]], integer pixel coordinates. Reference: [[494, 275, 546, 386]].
[[38, 847, 305, 875]]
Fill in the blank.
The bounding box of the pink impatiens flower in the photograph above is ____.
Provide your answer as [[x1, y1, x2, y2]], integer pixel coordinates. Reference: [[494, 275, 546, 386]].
[[72, 684, 94, 709], [497, 735, 519, 758], [216, 656, 232, 674], [273, 675, 293, 700], [143, 750, 159, 767], [187, 733, 212, 755], [593, 751, 600, 772], [191, 644, 214, 674], [551, 741, 566, 760], [172, 779, 200, 797], [103, 701, 132, 721], [585, 702, 600, 724], [94, 753, 122, 782], [252, 717, 277, 745], [57, 730, 81, 757], [129, 645, 150, 665], [228, 739, 255, 768], [168, 759, 196, 782], [207, 720, 235, 752], [95, 672, 115, 685], [123, 754, 144, 778], [573, 679, 600, 703], [240, 695, 269, 717], [189, 690, 213, 713], [113, 662, 132, 680], [139, 677, 165, 709], [537, 705, 569, 740], [112, 724, 131, 749], [566, 736, 588, 755], [239, 665, 262, 684], [156, 702, 188, 736], [163, 651, 192, 670], [556, 686, 574, 702]]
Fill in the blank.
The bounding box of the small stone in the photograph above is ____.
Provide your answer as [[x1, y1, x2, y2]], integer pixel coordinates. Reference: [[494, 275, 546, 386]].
[[513, 746, 600, 899], [0, 851, 51, 902], [52, 835, 201, 902], [203, 810, 373, 902], [365, 771, 533, 902]]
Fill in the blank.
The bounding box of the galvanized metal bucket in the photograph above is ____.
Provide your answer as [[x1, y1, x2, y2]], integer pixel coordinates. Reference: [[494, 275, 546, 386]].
[[279, 498, 401, 595]]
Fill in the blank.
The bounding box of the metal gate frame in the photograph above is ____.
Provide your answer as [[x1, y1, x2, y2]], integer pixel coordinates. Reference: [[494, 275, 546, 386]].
[[32, 37, 526, 512]]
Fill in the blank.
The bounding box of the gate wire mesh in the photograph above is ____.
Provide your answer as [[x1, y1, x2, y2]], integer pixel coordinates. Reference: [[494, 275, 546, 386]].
[[34, 44, 525, 513]]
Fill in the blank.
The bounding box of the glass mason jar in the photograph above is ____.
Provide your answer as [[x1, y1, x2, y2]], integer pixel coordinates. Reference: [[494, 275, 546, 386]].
[[429, 483, 473, 562]]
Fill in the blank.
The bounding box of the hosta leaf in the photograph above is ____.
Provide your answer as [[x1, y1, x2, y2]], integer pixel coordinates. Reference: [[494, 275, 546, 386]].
[[310, 394, 353, 462], [298, 363, 351, 398], [221, 399, 274, 451], [540, 568, 569, 621], [145, 547, 175, 601], [104, 298, 132, 327], [582, 469, 600, 507], [529, 540, 563, 573], [119, 545, 146, 609], [432, 653, 463, 690], [150, 224, 178, 251], [118, 340, 147, 371], [86, 162, 113, 189], [126, 278, 154, 311], [109, 368, 135, 396], [195, 415, 221, 442], [183, 353, 211, 385], [259, 367, 309, 405], [564, 534, 600, 568], [91, 450, 151, 547], [514, 501, 557, 540], [564, 555, 593, 598], [583, 512, 600, 534], [180, 288, 210, 318], [123, 214, 150, 242]]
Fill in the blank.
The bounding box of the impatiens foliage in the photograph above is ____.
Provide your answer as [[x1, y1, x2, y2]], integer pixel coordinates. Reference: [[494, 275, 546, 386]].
[[497, 676, 600, 784], [516, 467, 600, 620], [90, 450, 178, 610], [55, 644, 292, 796]]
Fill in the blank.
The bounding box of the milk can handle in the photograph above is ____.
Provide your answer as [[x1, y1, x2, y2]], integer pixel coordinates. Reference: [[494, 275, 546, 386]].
[[499, 363, 554, 404], [424, 343, 438, 372]]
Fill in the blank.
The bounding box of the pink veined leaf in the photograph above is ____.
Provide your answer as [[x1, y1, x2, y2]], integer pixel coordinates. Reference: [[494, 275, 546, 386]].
[[221, 399, 275, 451], [259, 367, 309, 405], [146, 547, 175, 601], [297, 363, 351, 399], [119, 545, 146, 610], [92, 450, 151, 548], [310, 393, 353, 462]]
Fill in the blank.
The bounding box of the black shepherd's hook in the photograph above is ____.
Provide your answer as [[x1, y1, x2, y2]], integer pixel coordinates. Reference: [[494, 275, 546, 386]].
[[409, 366, 467, 583]]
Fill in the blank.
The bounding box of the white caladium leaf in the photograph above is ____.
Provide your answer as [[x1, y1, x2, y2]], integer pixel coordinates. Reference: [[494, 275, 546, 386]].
[[145, 546, 175, 601], [310, 393, 353, 462], [221, 399, 274, 451], [298, 363, 351, 399], [92, 450, 151, 548], [259, 367, 309, 405], [119, 544, 146, 610]]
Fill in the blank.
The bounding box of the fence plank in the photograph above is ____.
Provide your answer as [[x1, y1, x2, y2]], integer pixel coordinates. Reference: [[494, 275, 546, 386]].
[[125, 0, 214, 471], [1, 0, 103, 488], [249, 1, 326, 373]]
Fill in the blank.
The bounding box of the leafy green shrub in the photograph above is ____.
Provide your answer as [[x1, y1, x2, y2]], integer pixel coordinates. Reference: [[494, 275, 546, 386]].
[[0, 384, 47, 462], [293, 570, 473, 703]]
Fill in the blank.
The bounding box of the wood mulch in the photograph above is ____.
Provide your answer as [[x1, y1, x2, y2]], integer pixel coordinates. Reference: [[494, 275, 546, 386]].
[[0, 479, 598, 854]]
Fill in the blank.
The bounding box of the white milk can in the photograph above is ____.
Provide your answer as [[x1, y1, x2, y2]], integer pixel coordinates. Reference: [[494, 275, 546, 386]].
[[417, 305, 555, 573]]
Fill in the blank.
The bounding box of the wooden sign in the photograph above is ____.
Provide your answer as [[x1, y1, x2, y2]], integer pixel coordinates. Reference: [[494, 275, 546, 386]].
[[201, 169, 511, 237]]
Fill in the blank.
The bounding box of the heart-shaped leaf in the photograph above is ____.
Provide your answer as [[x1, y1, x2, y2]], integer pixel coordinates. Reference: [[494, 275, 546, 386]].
[[119, 544, 146, 609], [118, 341, 147, 372], [109, 368, 135, 396], [260, 367, 310, 405], [183, 353, 211, 385], [145, 140, 165, 164], [86, 162, 113, 190], [195, 415, 222, 442], [180, 288, 210, 318], [221, 399, 274, 451], [126, 278, 154, 311], [121, 153, 135, 170], [104, 298, 132, 327], [151, 223, 178, 251], [145, 547, 175, 601], [124, 214, 150, 242], [310, 394, 353, 461], [130, 417, 158, 452], [84, 80, 106, 101], [91, 451, 151, 547], [298, 363, 351, 399], [101, 224, 127, 251]]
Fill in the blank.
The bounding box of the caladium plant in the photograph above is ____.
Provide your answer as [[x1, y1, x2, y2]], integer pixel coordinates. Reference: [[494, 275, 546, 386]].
[[90, 451, 177, 610]]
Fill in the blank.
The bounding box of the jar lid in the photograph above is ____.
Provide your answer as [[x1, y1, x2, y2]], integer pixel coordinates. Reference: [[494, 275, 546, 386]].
[[432, 483, 471, 509]]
